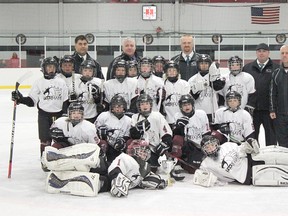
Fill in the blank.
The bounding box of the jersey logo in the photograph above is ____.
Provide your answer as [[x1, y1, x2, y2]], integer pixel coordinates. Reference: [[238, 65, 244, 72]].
[[43, 87, 53, 96]]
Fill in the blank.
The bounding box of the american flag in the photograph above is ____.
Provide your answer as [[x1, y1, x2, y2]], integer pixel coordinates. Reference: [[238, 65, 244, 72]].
[[251, 6, 280, 24]]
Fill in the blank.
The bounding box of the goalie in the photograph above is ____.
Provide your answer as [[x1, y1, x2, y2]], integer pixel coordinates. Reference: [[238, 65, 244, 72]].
[[193, 134, 288, 187]]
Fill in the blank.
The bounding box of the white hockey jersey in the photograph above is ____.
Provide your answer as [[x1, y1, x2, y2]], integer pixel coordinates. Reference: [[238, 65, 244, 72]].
[[200, 142, 248, 184], [136, 74, 164, 111], [174, 110, 210, 147], [51, 117, 100, 145], [103, 77, 138, 108], [131, 111, 172, 150], [29, 76, 68, 113], [95, 111, 131, 144], [56, 73, 81, 94], [74, 76, 102, 119], [214, 107, 254, 142], [188, 73, 219, 115], [219, 72, 256, 109], [163, 79, 190, 124]]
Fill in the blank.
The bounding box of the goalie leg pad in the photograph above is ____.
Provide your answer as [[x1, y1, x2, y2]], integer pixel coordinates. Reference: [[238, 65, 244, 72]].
[[110, 173, 131, 197], [46, 171, 100, 197], [252, 145, 288, 165], [253, 164, 288, 186], [42, 143, 100, 171], [193, 169, 218, 187]]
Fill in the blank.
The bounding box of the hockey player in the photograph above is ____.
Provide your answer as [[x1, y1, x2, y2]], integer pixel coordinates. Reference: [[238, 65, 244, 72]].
[[72, 59, 102, 123], [108, 140, 167, 197], [11, 57, 69, 157], [162, 60, 190, 126], [136, 57, 165, 112], [152, 55, 166, 78], [95, 95, 132, 162], [49, 102, 100, 149], [172, 94, 210, 171], [129, 93, 173, 172], [188, 54, 225, 122], [103, 59, 138, 114], [219, 56, 256, 116], [214, 91, 255, 143], [127, 60, 139, 78]]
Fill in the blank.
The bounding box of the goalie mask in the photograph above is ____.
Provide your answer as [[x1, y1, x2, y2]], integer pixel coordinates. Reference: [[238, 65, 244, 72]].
[[164, 60, 180, 83], [113, 59, 128, 83], [197, 54, 212, 74], [59, 55, 75, 78], [201, 135, 220, 159], [41, 57, 58, 79], [80, 60, 96, 82], [110, 94, 127, 119], [178, 94, 195, 118], [228, 56, 243, 76], [226, 91, 241, 112], [139, 57, 153, 78], [127, 139, 151, 161], [152, 55, 166, 78], [136, 93, 153, 117], [68, 102, 84, 126], [127, 60, 139, 78]]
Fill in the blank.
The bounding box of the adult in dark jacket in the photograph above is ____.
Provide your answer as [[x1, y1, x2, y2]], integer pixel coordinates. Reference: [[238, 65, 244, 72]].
[[269, 44, 288, 147], [171, 34, 199, 81], [106, 37, 141, 80], [72, 35, 104, 79], [243, 43, 279, 146]]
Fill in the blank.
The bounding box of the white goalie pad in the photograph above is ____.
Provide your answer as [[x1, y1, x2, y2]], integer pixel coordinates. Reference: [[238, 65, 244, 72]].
[[193, 169, 218, 187], [110, 173, 131, 197], [209, 62, 221, 82], [42, 143, 100, 172], [253, 164, 288, 186], [46, 171, 100, 196], [252, 145, 288, 165]]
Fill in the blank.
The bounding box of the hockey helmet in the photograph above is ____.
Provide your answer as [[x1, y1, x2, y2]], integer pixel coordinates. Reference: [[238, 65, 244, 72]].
[[41, 57, 58, 79], [139, 57, 153, 78], [112, 59, 128, 83], [164, 60, 180, 82], [127, 60, 139, 78], [59, 55, 75, 78], [228, 56, 243, 76], [110, 94, 127, 119], [68, 102, 84, 126], [201, 135, 220, 159], [196, 54, 212, 73], [136, 93, 153, 117], [178, 94, 195, 118], [152, 55, 166, 77], [127, 139, 151, 161], [80, 60, 96, 82], [226, 90, 242, 111]]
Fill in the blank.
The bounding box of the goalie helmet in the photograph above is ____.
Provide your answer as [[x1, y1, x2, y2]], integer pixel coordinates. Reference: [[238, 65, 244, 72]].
[[41, 57, 58, 79], [152, 55, 166, 77], [139, 57, 153, 78], [59, 55, 75, 78], [228, 55, 243, 76], [112, 59, 128, 83], [164, 60, 180, 82], [136, 93, 153, 117], [80, 60, 96, 82], [127, 139, 151, 161], [196, 54, 212, 73], [110, 94, 127, 119], [201, 135, 220, 159], [178, 94, 195, 118], [226, 90, 241, 112], [127, 60, 139, 78], [68, 102, 84, 126]]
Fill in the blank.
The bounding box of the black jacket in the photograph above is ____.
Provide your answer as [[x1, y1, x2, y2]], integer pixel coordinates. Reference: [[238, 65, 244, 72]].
[[270, 65, 288, 114], [243, 58, 279, 111], [106, 51, 141, 80], [171, 52, 199, 81], [72, 52, 104, 79]]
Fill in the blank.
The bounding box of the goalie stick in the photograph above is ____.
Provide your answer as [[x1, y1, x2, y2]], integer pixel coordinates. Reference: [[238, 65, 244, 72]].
[[8, 71, 33, 178]]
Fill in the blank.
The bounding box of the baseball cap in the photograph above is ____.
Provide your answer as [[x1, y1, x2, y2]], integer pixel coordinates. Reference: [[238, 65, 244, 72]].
[[256, 43, 270, 51]]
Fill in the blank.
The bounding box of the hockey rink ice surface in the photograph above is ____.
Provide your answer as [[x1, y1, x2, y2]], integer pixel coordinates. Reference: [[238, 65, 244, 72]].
[[0, 89, 288, 216]]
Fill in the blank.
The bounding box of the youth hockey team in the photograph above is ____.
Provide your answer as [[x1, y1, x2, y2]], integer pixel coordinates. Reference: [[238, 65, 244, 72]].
[[11, 35, 288, 197]]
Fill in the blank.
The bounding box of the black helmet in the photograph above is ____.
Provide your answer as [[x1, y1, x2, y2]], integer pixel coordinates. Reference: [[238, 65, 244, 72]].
[[225, 90, 242, 111], [136, 93, 153, 117], [41, 57, 58, 79], [112, 59, 128, 83], [201, 135, 220, 159], [127, 60, 139, 78], [152, 55, 166, 77], [59, 55, 75, 78], [178, 94, 195, 117], [110, 94, 127, 119], [68, 102, 84, 126], [139, 57, 153, 78], [164, 60, 180, 82], [80, 60, 96, 82], [196, 54, 212, 73], [228, 56, 243, 76]]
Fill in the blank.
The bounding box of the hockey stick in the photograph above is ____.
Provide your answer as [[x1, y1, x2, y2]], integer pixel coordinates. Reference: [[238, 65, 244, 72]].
[[165, 152, 198, 173], [8, 71, 33, 178]]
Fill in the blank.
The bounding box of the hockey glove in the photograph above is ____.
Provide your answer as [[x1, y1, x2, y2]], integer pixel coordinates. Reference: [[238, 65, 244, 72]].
[[114, 137, 126, 151], [110, 173, 131, 197], [193, 169, 218, 187], [242, 138, 259, 154], [11, 90, 23, 104], [136, 119, 151, 132], [244, 105, 255, 117], [98, 126, 108, 140], [69, 92, 77, 101], [176, 116, 189, 128], [89, 84, 101, 103], [96, 103, 105, 114], [50, 127, 67, 142], [209, 62, 221, 82], [155, 141, 170, 156], [139, 172, 167, 190], [191, 80, 208, 94]]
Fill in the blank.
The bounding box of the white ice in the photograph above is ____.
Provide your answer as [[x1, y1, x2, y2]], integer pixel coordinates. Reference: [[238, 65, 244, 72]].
[[0, 89, 287, 216]]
